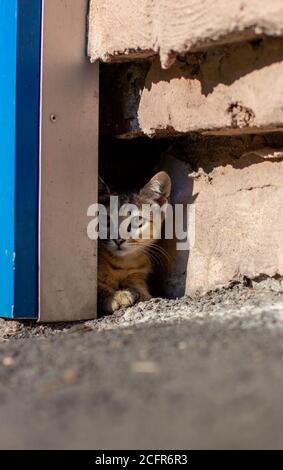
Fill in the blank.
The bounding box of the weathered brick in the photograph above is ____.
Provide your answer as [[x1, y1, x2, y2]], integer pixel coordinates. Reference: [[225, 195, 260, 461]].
[[157, 139, 283, 296], [101, 38, 283, 137], [88, 0, 283, 68]]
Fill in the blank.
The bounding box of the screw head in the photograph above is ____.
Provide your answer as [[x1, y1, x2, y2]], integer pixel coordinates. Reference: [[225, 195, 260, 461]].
[[49, 113, 57, 123]]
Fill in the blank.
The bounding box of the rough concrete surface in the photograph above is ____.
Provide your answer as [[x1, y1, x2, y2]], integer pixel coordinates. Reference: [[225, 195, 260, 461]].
[[152, 134, 283, 297], [88, 0, 283, 68], [101, 38, 283, 137], [1, 286, 283, 449], [187, 149, 283, 294]]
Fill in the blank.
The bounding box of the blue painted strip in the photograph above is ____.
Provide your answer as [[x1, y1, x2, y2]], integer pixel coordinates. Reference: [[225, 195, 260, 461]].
[[0, 0, 42, 318], [0, 0, 17, 318], [14, 0, 41, 318]]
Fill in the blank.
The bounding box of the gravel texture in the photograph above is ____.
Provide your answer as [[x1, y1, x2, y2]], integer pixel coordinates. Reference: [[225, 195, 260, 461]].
[[1, 285, 283, 449]]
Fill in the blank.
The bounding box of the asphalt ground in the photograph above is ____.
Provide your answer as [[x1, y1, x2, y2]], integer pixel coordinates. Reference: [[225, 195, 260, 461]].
[[1, 285, 283, 449]]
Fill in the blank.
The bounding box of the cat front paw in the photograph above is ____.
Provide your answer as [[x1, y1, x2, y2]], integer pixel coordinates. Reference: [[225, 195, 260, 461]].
[[139, 292, 152, 302], [111, 290, 138, 312]]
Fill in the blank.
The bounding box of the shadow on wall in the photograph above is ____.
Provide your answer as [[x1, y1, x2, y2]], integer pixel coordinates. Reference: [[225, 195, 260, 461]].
[[144, 37, 283, 97], [99, 138, 195, 300], [99, 137, 168, 192], [154, 153, 196, 299]]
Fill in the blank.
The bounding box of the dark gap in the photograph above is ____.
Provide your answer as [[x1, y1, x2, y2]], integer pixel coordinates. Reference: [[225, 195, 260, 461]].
[[99, 58, 283, 302]]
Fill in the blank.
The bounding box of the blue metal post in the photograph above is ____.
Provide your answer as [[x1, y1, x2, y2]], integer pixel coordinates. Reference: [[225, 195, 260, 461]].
[[0, 0, 42, 318]]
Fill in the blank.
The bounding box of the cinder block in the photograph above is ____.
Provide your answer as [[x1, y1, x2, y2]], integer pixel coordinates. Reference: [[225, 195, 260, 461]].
[[101, 38, 283, 137], [158, 140, 283, 296], [187, 148, 283, 294], [88, 0, 283, 67]]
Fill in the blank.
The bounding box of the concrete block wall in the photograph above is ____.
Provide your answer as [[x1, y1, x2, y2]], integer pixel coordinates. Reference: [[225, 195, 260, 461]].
[[88, 0, 283, 68], [158, 136, 283, 297], [99, 38, 283, 137], [89, 0, 283, 296]]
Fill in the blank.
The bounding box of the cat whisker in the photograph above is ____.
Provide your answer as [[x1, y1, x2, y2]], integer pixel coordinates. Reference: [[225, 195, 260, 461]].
[[147, 248, 169, 269], [129, 241, 170, 267], [130, 243, 166, 268], [151, 243, 170, 256], [148, 244, 171, 263]]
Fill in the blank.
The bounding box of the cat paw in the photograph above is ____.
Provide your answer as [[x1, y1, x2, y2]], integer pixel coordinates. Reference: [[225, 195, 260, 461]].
[[138, 292, 152, 302], [111, 290, 138, 312]]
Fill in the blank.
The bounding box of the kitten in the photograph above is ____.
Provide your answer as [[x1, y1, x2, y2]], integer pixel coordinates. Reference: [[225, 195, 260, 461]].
[[97, 172, 171, 314]]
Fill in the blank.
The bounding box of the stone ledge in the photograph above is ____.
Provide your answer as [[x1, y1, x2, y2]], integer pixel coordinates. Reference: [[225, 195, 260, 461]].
[[101, 38, 283, 137], [88, 0, 283, 68]]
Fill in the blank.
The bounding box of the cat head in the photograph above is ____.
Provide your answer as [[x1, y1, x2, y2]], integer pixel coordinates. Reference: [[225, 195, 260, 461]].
[[98, 172, 171, 257]]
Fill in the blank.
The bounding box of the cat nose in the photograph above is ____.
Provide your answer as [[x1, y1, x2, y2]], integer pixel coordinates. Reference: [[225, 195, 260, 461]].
[[115, 239, 125, 247]]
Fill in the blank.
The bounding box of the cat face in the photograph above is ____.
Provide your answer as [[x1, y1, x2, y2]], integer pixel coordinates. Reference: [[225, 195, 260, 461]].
[[98, 172, 171, 257]]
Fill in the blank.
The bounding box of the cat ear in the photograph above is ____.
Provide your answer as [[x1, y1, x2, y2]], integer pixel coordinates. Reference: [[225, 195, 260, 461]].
[[140, 171, 171, 206], [98, 176, 110, 202]]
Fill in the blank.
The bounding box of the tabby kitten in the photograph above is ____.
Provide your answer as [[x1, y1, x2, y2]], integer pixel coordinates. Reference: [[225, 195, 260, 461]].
[[98, 172, 171, 313]]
